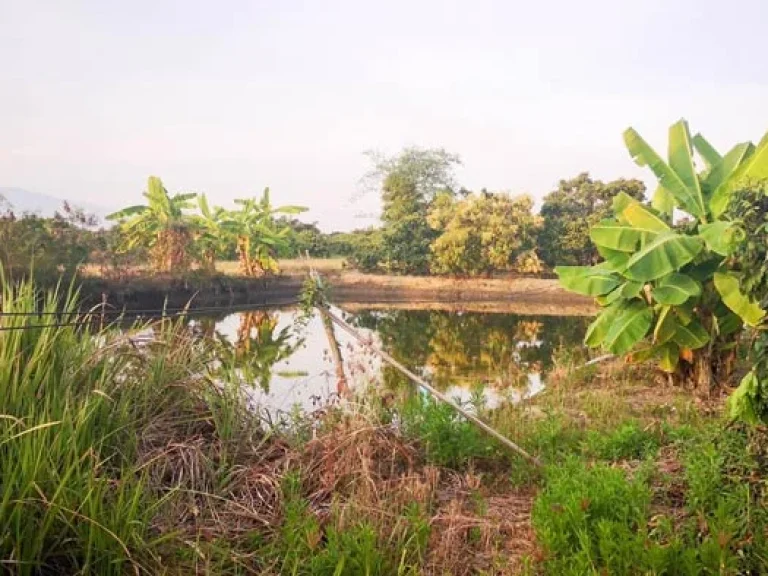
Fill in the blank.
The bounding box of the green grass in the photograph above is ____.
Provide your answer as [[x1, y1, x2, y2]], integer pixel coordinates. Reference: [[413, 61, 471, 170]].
[[0, 276, 261, 573], [4, 275, 768, 574]]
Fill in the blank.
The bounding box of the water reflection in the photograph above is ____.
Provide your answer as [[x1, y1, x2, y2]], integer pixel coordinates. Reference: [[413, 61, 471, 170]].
[[195, 305, 589, 415], [351, 310, 588, 394]]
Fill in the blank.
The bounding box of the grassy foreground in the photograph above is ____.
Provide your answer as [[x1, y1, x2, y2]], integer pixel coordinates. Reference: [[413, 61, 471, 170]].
[[2, 280, 768, 574]]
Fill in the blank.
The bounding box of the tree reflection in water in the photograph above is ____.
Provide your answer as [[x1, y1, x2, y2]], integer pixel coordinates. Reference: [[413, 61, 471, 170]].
[[351, 309, 589, 394], [212, 311, 303, 393]]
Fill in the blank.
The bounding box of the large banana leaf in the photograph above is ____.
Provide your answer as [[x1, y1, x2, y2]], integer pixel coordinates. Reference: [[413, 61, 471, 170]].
[[692, 133, 722, 171], [619, 281, 644, 298], [595, 245, 631, 272], [584, 304, 623, 347], [555, 266, 621, 296], [658, 342, 680, 373], [710, 133, 768, 217], [620, 203, 670, 234], [713, 272, 766, 327], [668, 121, 704, 215], [703, 143, 753, 199], [198, 194, 212, 219], [651, 186, 675, 219], [106, 205, 148, 220], [623, 232, 704, 282], [727, 371, 762, 425], [698, 221, 739, 256], [624, 122, 706, 219], [603, 301, 654, 355], [653, 306, 678, 345], [612, 191, 642, 220], [672, 319, 710, 349], [652, 272, 701, 305], [590, 220, 643, 252]]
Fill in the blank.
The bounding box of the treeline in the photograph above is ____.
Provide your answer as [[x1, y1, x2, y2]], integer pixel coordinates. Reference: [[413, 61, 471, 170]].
[[337, 148, 646, 276], [0, 178, 312, 280], [0, 151, 648, 281]]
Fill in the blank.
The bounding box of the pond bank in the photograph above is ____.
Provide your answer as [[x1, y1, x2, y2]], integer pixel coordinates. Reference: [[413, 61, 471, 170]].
[[79, 271, 594, 313]]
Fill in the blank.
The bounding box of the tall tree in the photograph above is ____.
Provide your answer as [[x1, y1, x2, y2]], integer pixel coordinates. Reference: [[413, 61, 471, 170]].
[[364, 147, 461, 274], [539, 173, 646, 267]]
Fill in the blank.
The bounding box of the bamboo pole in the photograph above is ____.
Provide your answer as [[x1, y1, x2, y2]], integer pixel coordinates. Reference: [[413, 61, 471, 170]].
[[318, 306, 543, 468], [319, 308, 349, 396]]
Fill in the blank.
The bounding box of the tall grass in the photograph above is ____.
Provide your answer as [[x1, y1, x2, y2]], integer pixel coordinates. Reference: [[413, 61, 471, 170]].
[[0, 276, 259, 574]]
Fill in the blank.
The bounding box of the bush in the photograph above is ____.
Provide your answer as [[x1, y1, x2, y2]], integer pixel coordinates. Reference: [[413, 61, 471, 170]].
[[533, 458, 652, 574]]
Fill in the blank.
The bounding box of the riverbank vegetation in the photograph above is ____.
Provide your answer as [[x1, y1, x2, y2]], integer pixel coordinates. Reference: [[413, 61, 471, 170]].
[[1, 152, 649, 286], [3, 275, 768, 575], [3, 117, 768, 574]]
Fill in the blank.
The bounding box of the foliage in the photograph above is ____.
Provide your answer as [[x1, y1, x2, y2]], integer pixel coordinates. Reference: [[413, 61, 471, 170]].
[[428, 191, 542, 276], [344, 228, 386, 273], [275, 217, 330, 258], [0, 279, 210, 573], [557, 119, 768, 395], [107, 176, 196, 273], [533, 459, 653, 574], [539, 173, 646, 267], [725, 183, 768, 424], [107, 180, 307, 277], [227, 187, 307, 276], [399, 395, 501, 468], [365, 147, 461, 274], [0, 202, 102, 281]]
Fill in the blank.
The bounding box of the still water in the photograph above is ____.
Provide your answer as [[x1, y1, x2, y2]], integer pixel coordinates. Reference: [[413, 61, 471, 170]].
[[196, 304, 590, 417]]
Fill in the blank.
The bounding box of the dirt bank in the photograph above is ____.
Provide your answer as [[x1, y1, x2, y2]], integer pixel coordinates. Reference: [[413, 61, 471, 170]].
[[80, 271, 594, 313]]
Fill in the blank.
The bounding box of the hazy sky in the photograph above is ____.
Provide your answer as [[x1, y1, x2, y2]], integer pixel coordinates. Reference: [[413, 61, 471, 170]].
[[2, 0, 767, 231]]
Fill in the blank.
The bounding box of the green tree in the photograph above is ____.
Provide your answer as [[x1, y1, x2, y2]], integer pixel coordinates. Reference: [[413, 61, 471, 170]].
[[274, 218, 329, 258], [107, 176, 197, 273], [364, 147, 461, 274], [557, 119, 768, 396], [0, 203, 100, 280], [539, 173, 646, 267], [428, 192, 542, 277]]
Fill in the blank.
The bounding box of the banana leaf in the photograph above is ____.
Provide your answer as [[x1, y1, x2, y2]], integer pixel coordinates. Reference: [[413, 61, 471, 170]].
[[672, 319, 710, 350], [555, 266, 622, 296], [713, 272, 766, 327], [623, 232, 703, 282], [603, 301, 654, 355], [590, 220, 643, 252], [624, 122, 706, 219]]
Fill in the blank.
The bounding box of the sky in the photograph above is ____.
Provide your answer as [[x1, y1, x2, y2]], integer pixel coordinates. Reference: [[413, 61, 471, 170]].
[[1, 0, 767, 231]]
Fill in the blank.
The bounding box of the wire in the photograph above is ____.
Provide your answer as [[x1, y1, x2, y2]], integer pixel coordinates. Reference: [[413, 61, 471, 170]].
[[0, 299, 300, 319], [0, 298, 301, 332]]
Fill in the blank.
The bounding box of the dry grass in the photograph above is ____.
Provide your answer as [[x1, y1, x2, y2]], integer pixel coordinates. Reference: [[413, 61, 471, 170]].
[[214, 258, 346, 276]]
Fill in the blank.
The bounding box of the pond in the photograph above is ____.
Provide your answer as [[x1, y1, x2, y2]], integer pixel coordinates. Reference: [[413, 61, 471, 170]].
[[194, 303, 592, 418]]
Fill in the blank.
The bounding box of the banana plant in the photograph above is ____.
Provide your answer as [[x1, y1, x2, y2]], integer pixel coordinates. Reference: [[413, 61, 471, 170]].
[[229, 188, 307, 276], [107, 176, 197, 272], [556, 120, 768, 395], [191, 194, 233, 272]]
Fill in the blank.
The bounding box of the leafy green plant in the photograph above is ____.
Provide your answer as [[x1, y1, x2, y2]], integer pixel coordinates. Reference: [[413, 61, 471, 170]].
[[725, 184, 768, 424], [107, 175, 197, 273], [557, 119, 768, 395]]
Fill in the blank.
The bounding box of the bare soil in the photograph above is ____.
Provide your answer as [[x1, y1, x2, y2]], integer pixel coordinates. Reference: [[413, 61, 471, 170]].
[[79, 269, 594, 315]]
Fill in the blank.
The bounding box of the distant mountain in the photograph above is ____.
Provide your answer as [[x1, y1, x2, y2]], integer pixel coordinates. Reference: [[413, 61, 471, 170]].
[[0, 187, 113, 223]]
